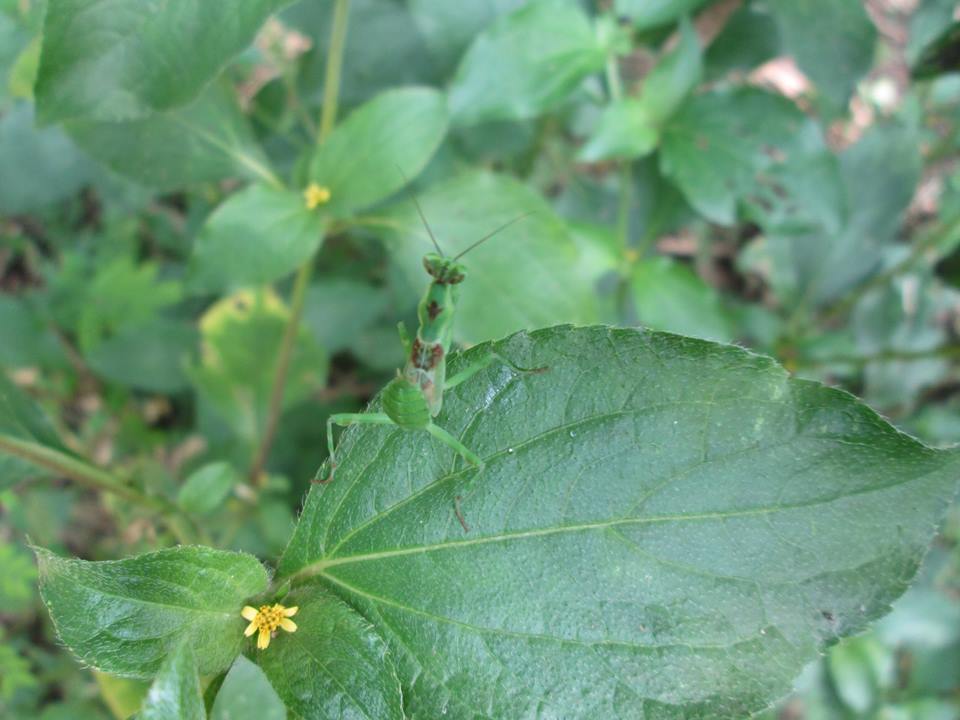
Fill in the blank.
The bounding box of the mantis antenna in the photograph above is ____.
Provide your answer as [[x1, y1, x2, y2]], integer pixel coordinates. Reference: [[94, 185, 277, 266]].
[[452, 212, 535, 261], [396, 165, 444, 256]]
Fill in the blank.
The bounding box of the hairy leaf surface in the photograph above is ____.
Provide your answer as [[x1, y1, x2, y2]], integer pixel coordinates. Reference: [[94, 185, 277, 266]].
[[279, 325, 959, 718], [37, 546, 269, 678], [257, 586, 403, 720], [138, 642, 204, 720]]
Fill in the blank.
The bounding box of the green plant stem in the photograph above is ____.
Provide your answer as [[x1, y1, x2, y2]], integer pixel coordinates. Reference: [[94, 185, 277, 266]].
[[249, 0, 351, 486], [0, 433, 195, 544], [797, 345, 960, 369], [318, 0, 351, 144]]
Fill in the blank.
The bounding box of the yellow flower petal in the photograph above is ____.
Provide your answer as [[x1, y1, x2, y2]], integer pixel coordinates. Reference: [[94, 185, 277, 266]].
[[280, 618, 297, 633], [283, 606, 299, 617], [257, 628, 271, 649], [244, 620, 258, 637], [241, 605, 258, 621]]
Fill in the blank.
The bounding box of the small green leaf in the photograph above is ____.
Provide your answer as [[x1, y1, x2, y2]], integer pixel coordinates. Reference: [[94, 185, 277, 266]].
[[0, 542, 37, 614], [303, 279, 389, 353], [0, 295, 65, 370], [704, 5, 781, 79], [257, 586, 403, 720], [178, 462, 240, 516], [639, 17, 702, 124], [766, 120, 922, 306], [278, 325, 959, 718], [309, 86, 448, 217], [210, 656, 284, 720], [76, 258, 182, 354], [190, 183, 326, 293], [578, 99, 659, 162], [660, 87, 812, 225], [770, 0, 876, 114], [36, 546, 269, 678], [68, 84, 274, 191], [36, 0, 295, 123], [138, 642, 205, 720], [0, 102, 95, 214], [86, 317, 196, 393], [448, 0, 606, 125], [615, 0, 710, 30], [93, 672, 150, 720], [189, 289, 328, 445], [380, 170, 598, 343], [408, 0, 530, 72], [631, 256, 734, 342]]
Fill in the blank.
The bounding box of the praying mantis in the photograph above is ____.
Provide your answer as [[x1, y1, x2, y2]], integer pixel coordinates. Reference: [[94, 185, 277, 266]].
[[314, 191, 542, 485]]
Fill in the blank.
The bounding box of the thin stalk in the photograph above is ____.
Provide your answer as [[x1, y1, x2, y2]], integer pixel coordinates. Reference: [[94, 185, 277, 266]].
[[0, 433, 195, 544], [797, 345, 960, 369], [248, 0, 351, 485], [318, 0, 351, 143], [248, 261, 313, 484]]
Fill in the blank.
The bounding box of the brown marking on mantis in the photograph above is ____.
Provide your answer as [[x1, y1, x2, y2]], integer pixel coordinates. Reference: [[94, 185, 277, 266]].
[[454, 495, 470, 533]]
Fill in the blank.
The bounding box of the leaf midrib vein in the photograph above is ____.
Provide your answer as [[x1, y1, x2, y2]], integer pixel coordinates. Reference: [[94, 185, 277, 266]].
[[300, 467, 941, 576]]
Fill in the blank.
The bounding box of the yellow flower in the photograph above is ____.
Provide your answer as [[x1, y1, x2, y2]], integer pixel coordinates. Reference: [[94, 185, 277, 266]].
[[303, 182, 331, 210], [241, 603, 299, 649]]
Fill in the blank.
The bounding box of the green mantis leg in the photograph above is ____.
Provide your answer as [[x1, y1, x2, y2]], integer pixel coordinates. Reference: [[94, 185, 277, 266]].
[[314, 412, 396, 484], [444, 351, 547, 391], [426, 422, 484, 470], [397, 321, 412, 355]]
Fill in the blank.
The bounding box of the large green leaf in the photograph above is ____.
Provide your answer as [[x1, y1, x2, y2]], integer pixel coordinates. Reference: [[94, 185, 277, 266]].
[[448, 0, 606, 125], [309, 86, 448, 217], [36, 546, 269, 678], [379, 170, 598, 343], [35, 0, 293, 123], [138, 642, 204, 720], [770, 0, 876, 114], [190, 183, 326, 292], [68, 84, 274, 191], [278, 325, 959, 718], [257, 586, 403, 720], [210, 656, 284, 720], [660, 87, 817, 225]]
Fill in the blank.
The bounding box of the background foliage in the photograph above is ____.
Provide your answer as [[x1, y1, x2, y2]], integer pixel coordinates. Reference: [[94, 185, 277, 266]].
[[1, 0, 960, 718]]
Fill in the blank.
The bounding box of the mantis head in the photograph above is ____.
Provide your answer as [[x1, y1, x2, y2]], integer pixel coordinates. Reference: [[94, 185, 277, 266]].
[[423, 253, 467, 285]]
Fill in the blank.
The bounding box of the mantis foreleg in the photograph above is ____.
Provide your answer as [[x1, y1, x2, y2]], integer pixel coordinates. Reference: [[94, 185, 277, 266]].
[[314, 412, 396, 484], [444, 352, 547, 390], [426, 422, 484, 470]]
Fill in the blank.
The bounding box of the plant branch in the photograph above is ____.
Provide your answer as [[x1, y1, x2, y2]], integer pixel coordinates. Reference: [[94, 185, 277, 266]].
[[797, 345, 960, 368], [249, 0, 351, 486], [0, 433, 194, 543], [318, 0, 351, 143]]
